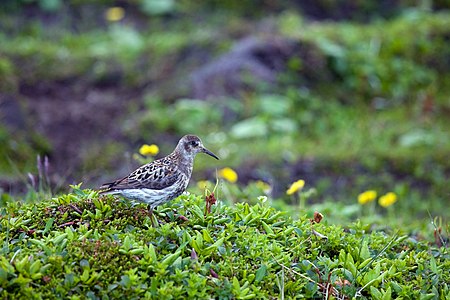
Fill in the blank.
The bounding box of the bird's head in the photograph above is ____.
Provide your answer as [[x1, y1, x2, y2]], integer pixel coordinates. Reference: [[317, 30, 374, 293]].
[[177, 135, 219, 160]]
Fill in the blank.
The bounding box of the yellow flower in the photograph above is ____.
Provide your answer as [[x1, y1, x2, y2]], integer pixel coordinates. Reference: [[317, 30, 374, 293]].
[[139, 144, 159, 156], [378, 192, 397, 208], [197, 180, 212, 190], [286, 179, 305, 195], [105, 7, 125, 22], [218, 167, 238, 183], [358, 190, 377, 205]]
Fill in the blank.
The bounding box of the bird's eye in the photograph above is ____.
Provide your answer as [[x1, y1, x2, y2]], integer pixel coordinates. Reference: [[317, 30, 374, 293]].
[[190, 141, 198, 147]]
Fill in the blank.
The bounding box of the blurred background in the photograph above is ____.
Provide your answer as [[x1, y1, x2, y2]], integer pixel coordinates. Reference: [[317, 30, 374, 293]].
[[0, 0, 449, 232]]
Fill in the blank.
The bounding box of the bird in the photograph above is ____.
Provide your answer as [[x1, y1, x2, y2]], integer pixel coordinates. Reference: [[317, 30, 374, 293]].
[[98, 135, 219, 225]]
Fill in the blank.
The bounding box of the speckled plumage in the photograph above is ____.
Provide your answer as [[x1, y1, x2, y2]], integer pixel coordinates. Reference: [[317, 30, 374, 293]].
[[99, 135, 219, 210]]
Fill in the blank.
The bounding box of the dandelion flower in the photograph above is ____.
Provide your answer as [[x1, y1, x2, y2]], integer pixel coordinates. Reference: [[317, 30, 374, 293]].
[[105, 7, 125, 22], [378, 192, 397, 208], [358, 190, 377, 205], [286, 179, 305, 195], [218, 167, 238, 183], [139, 144, 159, 156]]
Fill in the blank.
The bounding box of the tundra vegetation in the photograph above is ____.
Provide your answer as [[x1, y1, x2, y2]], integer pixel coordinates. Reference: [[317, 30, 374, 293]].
[[0, 1, 449, 298]]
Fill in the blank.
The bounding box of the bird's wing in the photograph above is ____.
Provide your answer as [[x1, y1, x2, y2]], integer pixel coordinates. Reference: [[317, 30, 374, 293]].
[[99, 159, 180, 192]]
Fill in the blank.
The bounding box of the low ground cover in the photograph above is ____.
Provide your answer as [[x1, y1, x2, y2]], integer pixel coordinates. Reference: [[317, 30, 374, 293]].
[[1, 186, 448, 299]]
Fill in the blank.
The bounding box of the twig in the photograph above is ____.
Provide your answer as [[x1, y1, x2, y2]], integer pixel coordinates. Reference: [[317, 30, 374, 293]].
[[58, 221, 75, 228], [312, 229, 328, 240], [69, 204, 83, 214]]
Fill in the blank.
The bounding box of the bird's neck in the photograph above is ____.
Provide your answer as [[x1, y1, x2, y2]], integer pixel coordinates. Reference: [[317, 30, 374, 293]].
[[172, 151, 195, 176]]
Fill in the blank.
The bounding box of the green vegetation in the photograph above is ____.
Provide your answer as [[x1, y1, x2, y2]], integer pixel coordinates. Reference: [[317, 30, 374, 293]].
[[1, 187, 448, 298], [1, 1, 449, 297]]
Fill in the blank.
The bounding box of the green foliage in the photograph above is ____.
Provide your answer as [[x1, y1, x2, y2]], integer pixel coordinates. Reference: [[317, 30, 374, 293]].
[[0, 2, 449, 276], [0, 126, 51, 175], [139, 0, 176, 16], [136, 97, 223, 135], [0, 24, 206, 89], [0, 189, 448, 298], [281, 11, 450, 105], [230, 94, 297, 139]]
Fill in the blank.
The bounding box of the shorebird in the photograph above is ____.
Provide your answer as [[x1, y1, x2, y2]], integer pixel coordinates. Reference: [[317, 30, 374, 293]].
[[99, 135, 219, 225]]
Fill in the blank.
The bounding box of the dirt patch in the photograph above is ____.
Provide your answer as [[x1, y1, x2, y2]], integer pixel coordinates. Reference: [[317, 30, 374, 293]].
[[5, 80, 144, 186]]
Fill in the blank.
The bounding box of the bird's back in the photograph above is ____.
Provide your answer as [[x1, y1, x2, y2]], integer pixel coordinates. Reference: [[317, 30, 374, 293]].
[[99, 152, 192, 206]]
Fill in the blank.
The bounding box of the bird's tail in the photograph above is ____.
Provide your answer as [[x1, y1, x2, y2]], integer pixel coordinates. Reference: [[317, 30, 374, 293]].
[[98, 181, 117, 195], [98, 176, 127, 195]]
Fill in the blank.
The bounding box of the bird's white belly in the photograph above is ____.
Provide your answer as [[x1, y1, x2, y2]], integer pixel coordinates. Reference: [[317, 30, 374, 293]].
[[105, 177, 188, 208]]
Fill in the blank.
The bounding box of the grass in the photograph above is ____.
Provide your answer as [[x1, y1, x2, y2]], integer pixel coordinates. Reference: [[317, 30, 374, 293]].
[[0, 186, 448, 298]]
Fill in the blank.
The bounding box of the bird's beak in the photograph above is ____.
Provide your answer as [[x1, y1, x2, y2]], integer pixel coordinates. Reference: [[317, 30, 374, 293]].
[[202, 147, 219, 160]]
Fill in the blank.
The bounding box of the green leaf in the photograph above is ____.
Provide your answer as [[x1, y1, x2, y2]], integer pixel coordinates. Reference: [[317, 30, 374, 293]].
[[232, 276, 240, 290], [31, 272, 43, 280], [130, 248, 144, 255], [123, 236, 132, 250], [120, 275, 131, 288], [43, 218, 54, 234], [203, 237, 225, 256], [359, 239, 371, 260], [202, 229, 213, 243], [162, 250, 181, 266], [191, 240, 201, 253], [29, 260, 41, 275], [194, 231, 203, 250], [80, 259, 90, 269], [71, 184, 86, 197], [214, 217, 229, 225], [261, 221, 274, 235], [358, 257, 373, 270], [28, 237, 52, 255], [11, 274, 32, 286], [429, 256, 438, 274], [52, 233, 68, 245], [93, 198, 103, 210], [0, 257, 14, 275], [345, 252, 357, 277], [65, 226, 74, 240], [15, 256, 28, 274], [243, 212, 253, 224], [419, 294, 436, 300], [370, 286, 382, 300], [382, 286, 392, 300], [211, 237, 225, 249], [146, 244, 157, 262], [190, 204, 204, 220], [255, 264, 267, 282], [80, 269, 89, 282]]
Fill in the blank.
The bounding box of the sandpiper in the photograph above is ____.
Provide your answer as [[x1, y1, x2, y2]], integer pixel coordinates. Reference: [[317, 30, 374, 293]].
[[99, 135, 219, 224]]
